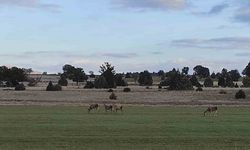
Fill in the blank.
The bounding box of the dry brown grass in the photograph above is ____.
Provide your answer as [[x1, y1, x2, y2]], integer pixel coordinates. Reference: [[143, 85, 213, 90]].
[[0, 85, 249, 106]]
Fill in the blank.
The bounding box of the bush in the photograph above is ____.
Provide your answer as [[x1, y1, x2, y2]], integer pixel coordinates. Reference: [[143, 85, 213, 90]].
[[84, 81, 95, 89], [46, 81, 62, 91], [196, 87, 203, 91], [235, 83, 239, 88], [243, 77, 250, 87], [123, 87, 131, 92], [204, 78, 213, 87], [53, 84, 62, 91], [235, 90, 246, 99], [15, 83, 26, 91], [58, 77, 68, 86], [219, 90, 227, 94], [109, 92, 117, 100], [107, 89, 113, 92]]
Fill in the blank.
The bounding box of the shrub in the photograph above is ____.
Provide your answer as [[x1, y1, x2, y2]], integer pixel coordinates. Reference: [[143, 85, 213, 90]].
[[84, 81, 95, 89], [196, 87, 203, 91], [109, 92, 117, 100], [107, 89, 113, 92], [46, 81, 62, 91], [58, 77, 68, 86], [123, 87, 131, 92], [243, 77, 250, 87], [219, 90, 227, 94], [15, 83, 26, 91], [204, 78, 213, 87], [234, 83, 239, 88], [53, 84, 62, 91], [235, 90, 246, 99]]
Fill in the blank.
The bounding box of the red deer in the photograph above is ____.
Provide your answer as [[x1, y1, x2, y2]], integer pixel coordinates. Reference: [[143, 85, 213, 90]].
[[113, 104, 123, 112], [104, 104, 113, 112], [204, 106, 218, 116], [88, 104, 99, 113]]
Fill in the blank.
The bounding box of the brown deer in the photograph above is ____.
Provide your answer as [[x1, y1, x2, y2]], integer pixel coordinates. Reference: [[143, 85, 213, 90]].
[[113, 104, 123, 112], [88, 104, 99, 113], [204, 106, 218, 116], [104, 104, 113, 112]]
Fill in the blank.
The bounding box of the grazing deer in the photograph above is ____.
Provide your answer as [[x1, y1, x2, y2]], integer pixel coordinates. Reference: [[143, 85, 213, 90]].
[[88, 104, 99, 113], [113, 104, 123, 112], [204, 106, 218, 116], [104, 104, 113, 112]]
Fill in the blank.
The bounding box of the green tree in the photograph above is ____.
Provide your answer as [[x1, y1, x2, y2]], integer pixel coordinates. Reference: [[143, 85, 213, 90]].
[[204, 77, 213, 87], [242, 62, 250, 77], [138, 70, 153, 86], [62, 64, 88, 85], [182, 67, 189, 75], [228, 70, 241, 81], [165, 69, 193, 90], [99, 62, 116, 88], [193, 65, 210, 78]]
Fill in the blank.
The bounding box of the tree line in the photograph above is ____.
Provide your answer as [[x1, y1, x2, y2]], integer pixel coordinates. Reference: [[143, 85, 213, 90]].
[[0, 62, 250, 90]]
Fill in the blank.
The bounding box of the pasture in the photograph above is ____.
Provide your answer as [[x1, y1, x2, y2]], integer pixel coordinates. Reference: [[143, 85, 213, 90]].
[[0, 106, 250, 150]]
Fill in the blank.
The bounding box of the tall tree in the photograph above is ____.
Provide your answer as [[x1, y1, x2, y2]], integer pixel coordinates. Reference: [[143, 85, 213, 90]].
[[242, 62, 250, 77], [99, 62, 116, 88]]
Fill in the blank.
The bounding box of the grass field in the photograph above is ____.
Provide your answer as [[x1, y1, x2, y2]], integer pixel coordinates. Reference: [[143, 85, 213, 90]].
[[0, 106, 250, 150]]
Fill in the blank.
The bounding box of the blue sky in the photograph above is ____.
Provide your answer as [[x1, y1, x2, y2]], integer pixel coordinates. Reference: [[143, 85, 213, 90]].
[[0, 0, 250, 74]]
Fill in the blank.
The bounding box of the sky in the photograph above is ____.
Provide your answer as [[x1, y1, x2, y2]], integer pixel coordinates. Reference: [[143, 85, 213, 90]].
[[0, 0, 250, 74]]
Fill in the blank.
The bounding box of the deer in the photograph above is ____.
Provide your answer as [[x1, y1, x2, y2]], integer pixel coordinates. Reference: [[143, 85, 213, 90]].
[[104, 104, 113, 112], [204, 106, 218, 116], [88, 104, 99, 113], [113, 104, 123, 112]]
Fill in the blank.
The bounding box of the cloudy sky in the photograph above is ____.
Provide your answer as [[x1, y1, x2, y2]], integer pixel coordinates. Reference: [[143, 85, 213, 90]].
[[0, 0, 250, 74]]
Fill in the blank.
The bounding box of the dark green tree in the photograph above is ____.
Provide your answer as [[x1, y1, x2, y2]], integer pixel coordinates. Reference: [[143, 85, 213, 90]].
[[242, 62, 250, 77], [218, 76, 226, 87], [204, 77, 213, 87], [138, 70, 153, 86], [166, 69, 193, 90], [190, 75, 202, 87], [228, 70, 241, 81], [99, 62, 116, 88], [94, 76, 108, 89], [182, 67, 189, 75], [193, 65, 210, 78], [62, 64, 88, 85]]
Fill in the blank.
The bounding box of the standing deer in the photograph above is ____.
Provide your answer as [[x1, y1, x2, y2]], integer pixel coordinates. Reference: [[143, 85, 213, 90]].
[[88, 104, 99, 113], [113, 104, 123, 112], [104, 104, 113, 112], [204, 106, 218, 116]]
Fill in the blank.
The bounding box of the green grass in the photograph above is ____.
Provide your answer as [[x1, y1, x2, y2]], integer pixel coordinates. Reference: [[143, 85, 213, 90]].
[[0, 106, 250, 150]]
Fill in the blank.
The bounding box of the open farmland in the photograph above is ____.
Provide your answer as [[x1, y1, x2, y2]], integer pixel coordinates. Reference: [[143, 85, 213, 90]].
[[0, 106, 250, 150], [0, 86, 249, 106]]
